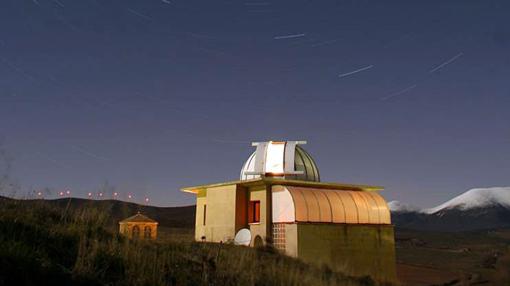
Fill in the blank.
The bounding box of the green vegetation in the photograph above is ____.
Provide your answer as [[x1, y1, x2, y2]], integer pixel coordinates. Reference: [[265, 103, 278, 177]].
[[0, 198, 380, 286]]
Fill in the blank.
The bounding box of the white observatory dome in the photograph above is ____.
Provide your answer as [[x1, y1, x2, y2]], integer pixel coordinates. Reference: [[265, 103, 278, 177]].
[[240, 141, 320, 182]]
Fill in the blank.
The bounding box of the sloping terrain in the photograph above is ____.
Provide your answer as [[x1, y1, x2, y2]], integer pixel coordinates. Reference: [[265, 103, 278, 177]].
[[424, 187, 510, 213], [0, 198, 376, 286], [3, 191, 510, 285]]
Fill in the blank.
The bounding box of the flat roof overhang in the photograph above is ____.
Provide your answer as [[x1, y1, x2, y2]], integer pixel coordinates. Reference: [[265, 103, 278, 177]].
[[181, 177, 383, 194]]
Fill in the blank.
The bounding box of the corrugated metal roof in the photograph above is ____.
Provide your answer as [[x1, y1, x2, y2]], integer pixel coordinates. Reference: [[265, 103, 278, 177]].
[[272, 186, 391, 225]]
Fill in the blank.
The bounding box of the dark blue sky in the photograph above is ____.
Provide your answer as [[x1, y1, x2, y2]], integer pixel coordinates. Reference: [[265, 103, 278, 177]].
[[0, 0, 509, 207]]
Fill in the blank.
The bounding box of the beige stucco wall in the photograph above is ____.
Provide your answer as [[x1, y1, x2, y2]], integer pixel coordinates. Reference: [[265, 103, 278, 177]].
[[119, 223, 127, 235], [295, 223, 397, 283], [283, 223, 298, 257], [202, 184, 238, 242], [248, 185, 270, 246], [194, 196, 206, 241], [194, 183, 273, 245]]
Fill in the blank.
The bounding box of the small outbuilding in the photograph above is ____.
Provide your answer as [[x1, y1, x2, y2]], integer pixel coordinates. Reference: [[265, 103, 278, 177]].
[[119, 212, 158, 240], [182, 141, 397, 283]]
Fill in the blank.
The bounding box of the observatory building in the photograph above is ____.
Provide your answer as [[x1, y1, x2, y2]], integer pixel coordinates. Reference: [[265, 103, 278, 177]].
[[182, 141, 396, 282]]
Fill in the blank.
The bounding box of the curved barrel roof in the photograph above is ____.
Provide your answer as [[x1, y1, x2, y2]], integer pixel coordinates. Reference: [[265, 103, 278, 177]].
[[272, 186, 391, 225]]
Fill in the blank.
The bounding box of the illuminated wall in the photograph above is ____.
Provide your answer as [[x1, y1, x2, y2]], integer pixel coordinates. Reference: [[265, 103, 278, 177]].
[[296, 224, 397, 283], [119, 222, 158, 240]]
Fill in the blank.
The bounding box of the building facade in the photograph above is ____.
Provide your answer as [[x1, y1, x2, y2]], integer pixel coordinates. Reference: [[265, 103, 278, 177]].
[[119, 212, 158, 240], [182, 141, 396, 283]]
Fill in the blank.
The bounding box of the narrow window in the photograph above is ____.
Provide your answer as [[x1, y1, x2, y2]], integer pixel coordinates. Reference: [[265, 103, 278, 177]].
[[132, 225, 140, 239], [144, 226, 152, 238], [203, 204, 207, 225], [249, 201, 260, 223]]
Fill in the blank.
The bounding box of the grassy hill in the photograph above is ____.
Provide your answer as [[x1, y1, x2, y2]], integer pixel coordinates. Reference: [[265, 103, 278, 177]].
[[0, 197, 380, 286], [3, 196, 509, 285]]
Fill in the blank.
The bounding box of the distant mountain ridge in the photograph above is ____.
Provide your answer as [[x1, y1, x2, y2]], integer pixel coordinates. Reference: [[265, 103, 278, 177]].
[[390, 187, 510, 231], [0, 196, 196, 229]]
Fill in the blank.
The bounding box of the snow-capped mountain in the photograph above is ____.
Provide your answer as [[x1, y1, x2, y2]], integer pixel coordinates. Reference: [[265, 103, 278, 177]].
[[390, 187, 510, 231], [424, 187, 510, 214]]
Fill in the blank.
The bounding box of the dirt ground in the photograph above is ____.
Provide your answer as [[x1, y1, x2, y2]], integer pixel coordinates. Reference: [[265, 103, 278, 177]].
[[397, 263, 464, 286], [395, 229, 510, 286]]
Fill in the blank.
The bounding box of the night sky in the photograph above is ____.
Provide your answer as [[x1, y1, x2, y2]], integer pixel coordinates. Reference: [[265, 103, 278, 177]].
[[0, 0, 509, 207]]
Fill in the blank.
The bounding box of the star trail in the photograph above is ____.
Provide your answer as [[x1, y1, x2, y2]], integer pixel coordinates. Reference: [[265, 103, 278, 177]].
[[0, 0, 509, 207]]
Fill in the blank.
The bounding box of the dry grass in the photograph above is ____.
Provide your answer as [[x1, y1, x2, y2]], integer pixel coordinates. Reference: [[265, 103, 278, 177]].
[[0, 198, 380, 286]]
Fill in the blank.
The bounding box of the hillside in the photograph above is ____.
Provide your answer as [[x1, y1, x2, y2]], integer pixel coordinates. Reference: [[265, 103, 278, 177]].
[[0, 196, 195, 229], [0, 197, 378, 286], [3, 190, 509, 285], [425, 187, 510, 214]]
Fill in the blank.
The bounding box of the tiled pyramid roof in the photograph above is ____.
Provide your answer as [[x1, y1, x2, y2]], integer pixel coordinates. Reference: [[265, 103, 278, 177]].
[[119, 212, 157, 223]]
